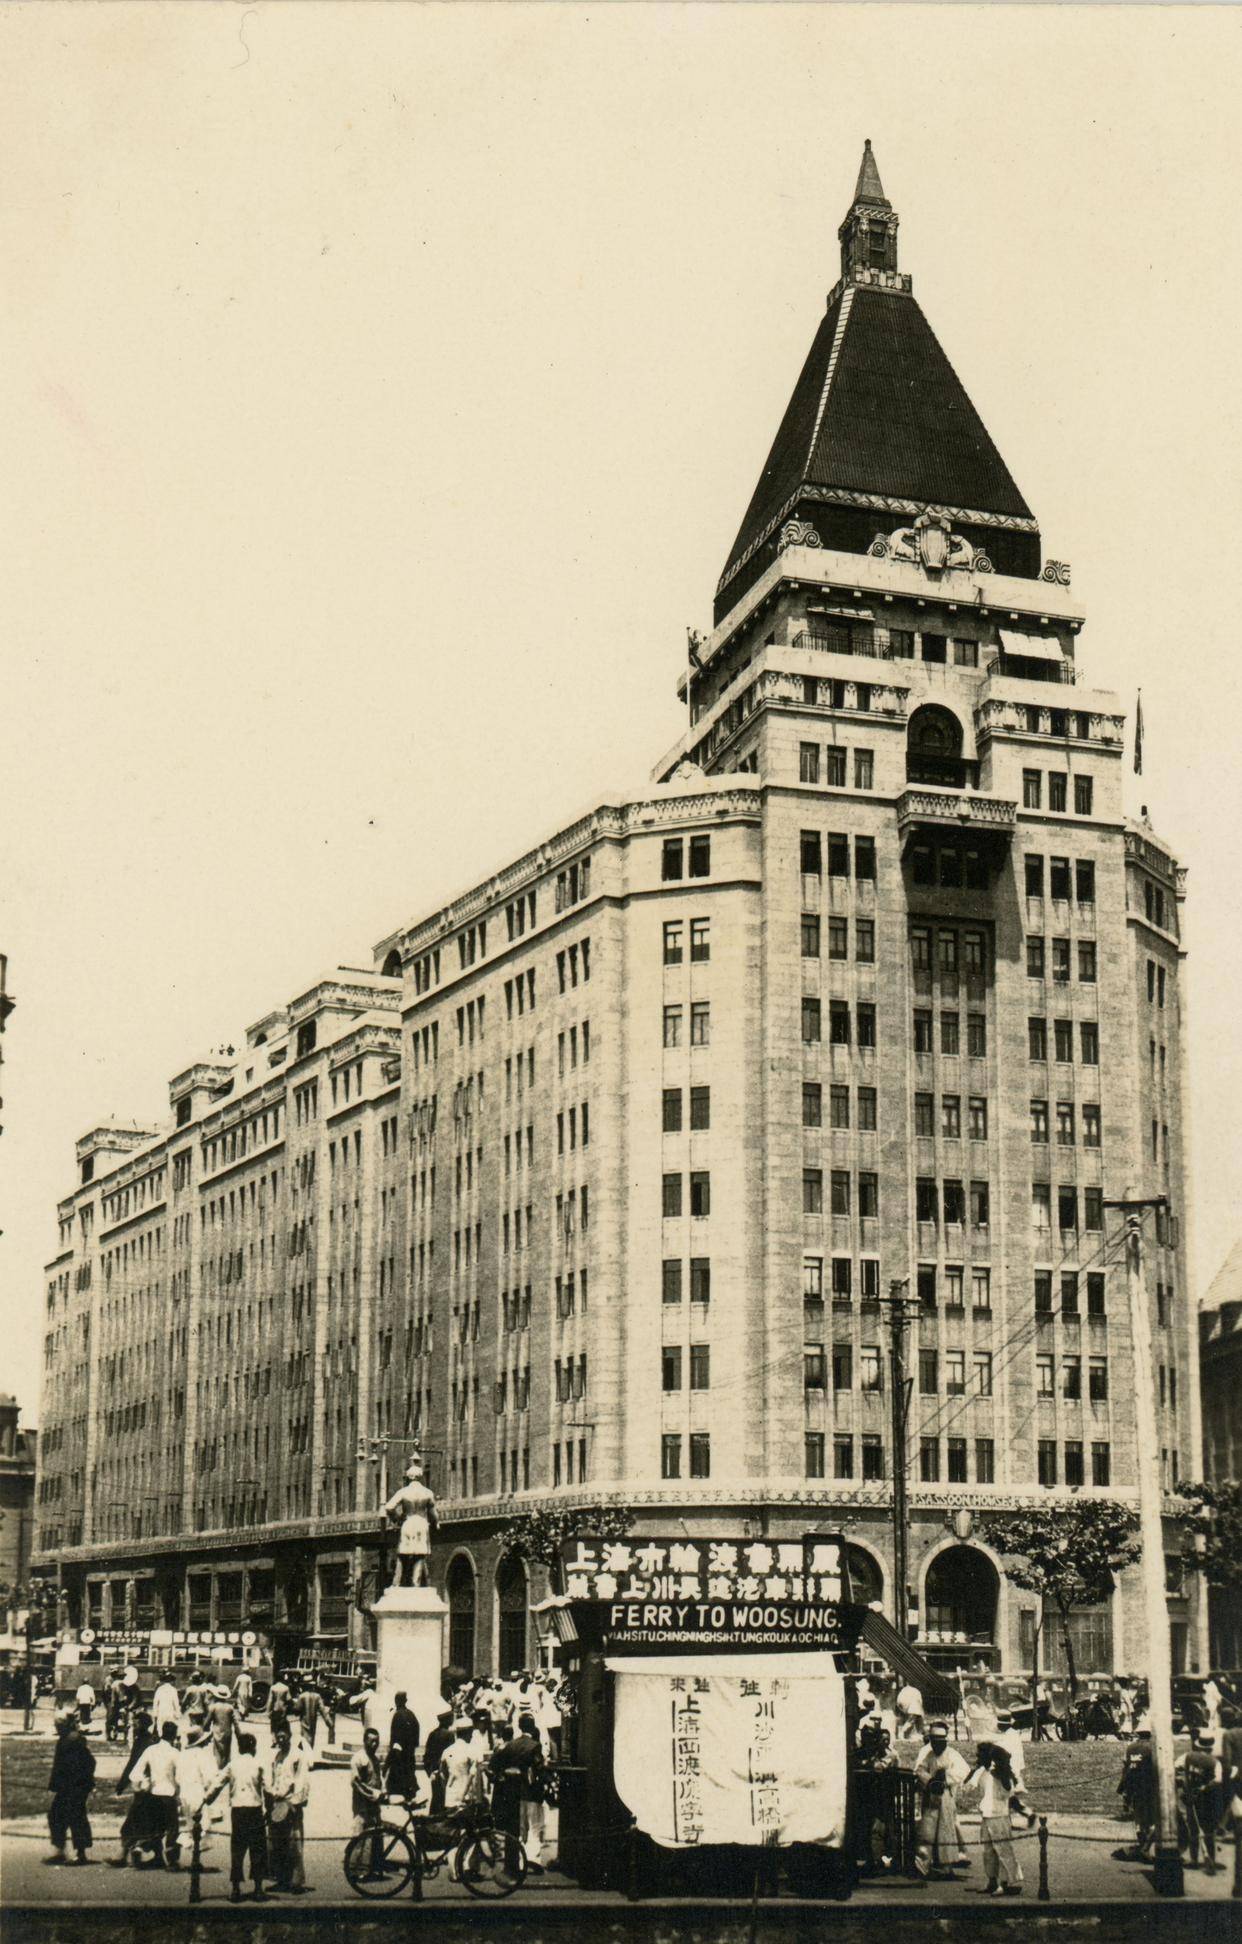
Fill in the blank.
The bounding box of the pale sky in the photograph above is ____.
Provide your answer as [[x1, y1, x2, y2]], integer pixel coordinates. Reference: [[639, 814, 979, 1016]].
[[3, 4, 1241, 1419]]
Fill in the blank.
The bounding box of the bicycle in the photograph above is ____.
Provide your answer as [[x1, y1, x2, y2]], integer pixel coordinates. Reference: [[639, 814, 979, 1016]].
[[343, 1795, 527, 1900]]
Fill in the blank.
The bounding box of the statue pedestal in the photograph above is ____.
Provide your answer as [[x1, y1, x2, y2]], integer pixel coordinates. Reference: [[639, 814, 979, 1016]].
[[370, 1585, 447, 1748]]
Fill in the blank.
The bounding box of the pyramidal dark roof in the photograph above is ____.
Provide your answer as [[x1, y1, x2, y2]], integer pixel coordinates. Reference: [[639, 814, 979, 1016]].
[[716, 145, 1039, 618]]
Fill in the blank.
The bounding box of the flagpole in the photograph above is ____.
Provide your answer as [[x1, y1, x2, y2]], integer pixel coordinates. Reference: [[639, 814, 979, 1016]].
[[1134, 687, 1143, 777]]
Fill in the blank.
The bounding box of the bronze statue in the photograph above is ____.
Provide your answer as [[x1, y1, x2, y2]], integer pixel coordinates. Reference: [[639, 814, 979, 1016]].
[[383, 1451, 437, 1588]]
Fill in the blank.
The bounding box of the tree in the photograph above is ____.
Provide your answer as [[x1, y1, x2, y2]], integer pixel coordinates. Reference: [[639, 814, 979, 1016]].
[[499, 1501, 634, 1589], [982, 1500, 1140, 1699], [1172, 1480, 1242, 1591]]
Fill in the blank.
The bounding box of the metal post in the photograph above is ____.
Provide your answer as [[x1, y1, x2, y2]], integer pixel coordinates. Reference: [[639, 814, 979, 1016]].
[[1116, 1201, 1183, 1896], [188, 1813, 202, 1904], [887, 1286, 910, 1637], [1037, 1816, 1050, 1900]]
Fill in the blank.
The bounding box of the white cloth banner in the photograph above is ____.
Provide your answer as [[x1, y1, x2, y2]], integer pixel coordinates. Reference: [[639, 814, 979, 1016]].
[[608, 1652, 846, 1849]]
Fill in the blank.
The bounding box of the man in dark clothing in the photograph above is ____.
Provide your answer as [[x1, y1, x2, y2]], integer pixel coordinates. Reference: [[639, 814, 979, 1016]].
[[1117, 1734, 1157, 1857], [423, 1706, 455, 1815], [488, 1712, 545, 1861], [386, 1691, 421, 1800], [295, 1682, 327, 1759], [47, 1719, 96, 1864]]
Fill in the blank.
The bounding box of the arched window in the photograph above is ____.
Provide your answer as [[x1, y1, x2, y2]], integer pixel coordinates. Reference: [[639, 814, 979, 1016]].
[[924, 1544, 998, 1644], [447, 1554, 477, 1676], [906, 704, 966, 787], [382, 948, 402, 979], [845, 1544, 884, 1610], [495, 1553, 529, 1674]]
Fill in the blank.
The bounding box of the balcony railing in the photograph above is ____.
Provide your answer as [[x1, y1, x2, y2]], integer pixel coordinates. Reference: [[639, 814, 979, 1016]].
[[990, 652, 1076, 686], [896, 788, 1017, 834]]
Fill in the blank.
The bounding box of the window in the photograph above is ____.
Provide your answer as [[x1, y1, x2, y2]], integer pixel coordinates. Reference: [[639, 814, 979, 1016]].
[[974, 1349, 993, 1395], [913, 1010, 933, 1053], [967, 1013, 987, 1057], [1089, 1356, 1108, 1401], [1029, 1017, 1048, 1061], [1034, 1270, 1053, 1313], [857, 1003, 877, 1049], [802, 1082, 823, 1128], [828, 916, 848, 959], [830, 1083, 850, 1129], [829, 1001, 850, 1046], [1052, 938, 1071, 983], [1084, 1187, 1103, 1232], [1080, 1021, 1099, 1065], [828, 833, 849, 877], [1064, 1441, 1084, 1488], [662, 839, 684, 882], [1076, 860, 1095, 904], [917, 1264, 936, 1310], [919, 1348, 939, 1394], [1025, 854, 1044, 897], [1078, 941, 1097, 984], [945, 1178, 966, 1225], [690, 1171, 711, 1217], [1058, 1185, 1078, 1231], [690, 918, 710, 963], [972, 1268, 992, 1313], [1083, 1104, 1100, 1148], [942, 1095, 961, 1139], [1030, 1098, 1049, 1144], [689, 1432, 710, 1477], [663, 921, 684, 965], [1091, 1442, 1111, 1487], [802, 997, 822, 1043], [1027, 937, 1046, 979], [833, 1435, 854, 1479], [1032, 1182, 1052, 1230], [941, 1012, 960, 1055], [916, 1178, 938, 1223], [945, 1264, 964, 1308], [855, 836, 876, 881], [662, 1259, 682, 1304], [800, 742, 820, 784], [1063, 1356, 1082, 1400], [803, 1169, 823, 1215], [920, 1438, 940, 1482], [1087, 1272, 1106, 1317], [969, 1097, 988, 1140], [663, 1004, 682, 1048], [832, 1342, 853, 1390], [690, 1257, 711, 1303], [662, 1088, 683, 1133], [801, 914, 820, 957], [947, 1349, 966, 1395], [858, 1086, 877, 1131], [1023, 770, 1042, 809], [860, 1347, 883, 1392], [662, 1173, 682, 1217], [1049, 773, 1067, 813], [661, 1434, 681, 1479], [690, 1085, 711, 1130], [859, 1173, 878, 1217], [889, 628, 914, 658], [1037, 1353, 1055, 1396], [690, 1001, 710, 1046], [914, 1093, 934, 1138], [1051, 1017, 1072, 1063], [826, 748, 847, 787], [805, 1432, 826, 1479], [690, 1343, 710, 1390], [804, 1344, 826, 1391], [1074, 775, 1094, 816], [976, 1439, 995, 1484], [831, 1170, 851, 1215], [855, 750, 874, 789], [803, 1255, 824, 1299], [856, 920, 875, 963], [688, 835, 711, 878], [662, 1346, 682, 1392], [1061, 1272, 1079, 1317], [1038, 1439, 1057, 1487], [1056, 1101, 1075, 1146], [948, 1438, 968, 1483]]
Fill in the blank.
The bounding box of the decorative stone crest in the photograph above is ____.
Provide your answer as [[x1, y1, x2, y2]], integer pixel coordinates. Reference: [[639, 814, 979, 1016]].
[[778, 518, 822, 551], [1041, 560, 1072, 586], [868, 510, 985, 575]]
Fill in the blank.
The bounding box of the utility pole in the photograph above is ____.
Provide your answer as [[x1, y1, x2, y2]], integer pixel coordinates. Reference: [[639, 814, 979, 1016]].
[[1105, 1192, 1183, 1898], [885, 1282, 913, 1638]]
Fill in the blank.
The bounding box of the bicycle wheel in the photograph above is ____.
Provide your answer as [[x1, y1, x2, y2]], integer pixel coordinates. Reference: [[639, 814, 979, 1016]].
[[458, 1828, 527, 1899], [343, 1827, 419, 1898]]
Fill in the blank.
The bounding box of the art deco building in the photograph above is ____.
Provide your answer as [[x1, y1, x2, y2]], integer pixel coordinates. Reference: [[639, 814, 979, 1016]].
[[34, 147, 1203, 1679]]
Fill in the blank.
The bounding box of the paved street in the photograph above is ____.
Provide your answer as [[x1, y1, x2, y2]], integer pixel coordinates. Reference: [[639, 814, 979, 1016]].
[[2, 1711, 1237, 1914]]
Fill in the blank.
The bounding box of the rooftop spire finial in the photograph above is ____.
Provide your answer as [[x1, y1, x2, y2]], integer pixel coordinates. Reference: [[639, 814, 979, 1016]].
[[852, 138, 889, 210]]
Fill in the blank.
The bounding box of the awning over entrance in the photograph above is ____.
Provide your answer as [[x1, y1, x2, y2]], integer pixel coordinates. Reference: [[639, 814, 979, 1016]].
[[997, 627, 1062, 664], [859, 1609, 959, 1714]]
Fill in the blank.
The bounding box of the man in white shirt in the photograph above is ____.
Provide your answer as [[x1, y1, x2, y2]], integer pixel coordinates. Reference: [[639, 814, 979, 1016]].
[[129, 1721, 182, 1866], [264, 1722, 310, 1892], [896, 1682, 924, 1741], [441, 1717, 484, 1815], [205, 1730, 268, 1903], [151, 1677, 182, 1737], [994, 1712, 1035, 1827], [74, 1681, 97, 1730], [913, 1723, 971, 1877]]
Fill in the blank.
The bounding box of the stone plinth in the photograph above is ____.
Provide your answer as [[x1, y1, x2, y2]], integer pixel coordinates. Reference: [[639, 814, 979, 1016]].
[[370, 1585, 447, 1748]]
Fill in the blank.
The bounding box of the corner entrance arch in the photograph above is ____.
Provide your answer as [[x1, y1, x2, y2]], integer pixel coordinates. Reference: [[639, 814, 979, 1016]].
[[923, 1544, 999, 1646]]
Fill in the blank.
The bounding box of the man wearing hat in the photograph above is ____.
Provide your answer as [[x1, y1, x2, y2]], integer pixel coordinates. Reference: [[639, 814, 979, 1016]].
[[913, 1722, 970, 1878], [440, 1717, 485, 1818], [993, 1711, 1035, 1828], [151, 1674, 181, 1738], [1181, 1730, 1223, 1871], [1117, 1730, 1157, 1857], [208, 1686, 236, 1770], [423, 1707, 455, 1815]]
